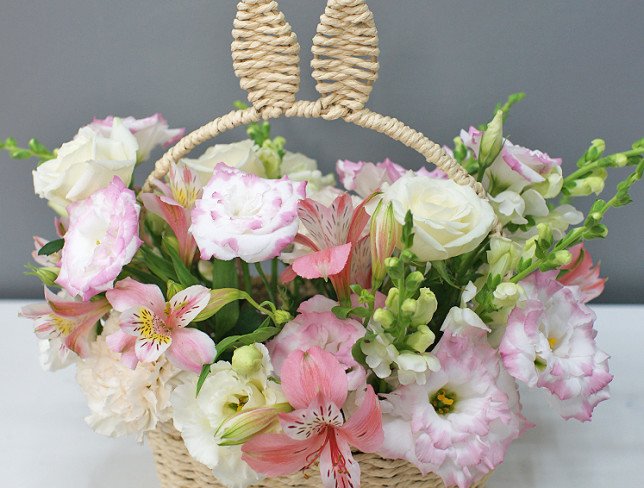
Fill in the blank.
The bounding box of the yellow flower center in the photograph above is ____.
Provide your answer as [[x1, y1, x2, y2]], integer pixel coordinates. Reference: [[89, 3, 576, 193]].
[[133, 308, 171, 344], [430, 388, 458, 415]]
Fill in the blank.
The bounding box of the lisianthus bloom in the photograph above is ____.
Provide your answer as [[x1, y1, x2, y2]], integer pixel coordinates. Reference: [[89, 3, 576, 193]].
[[267, 295, 366, 390], [55, 177, 142, 301], [106, 278, 215, 373], [500, 271, 612, 421], [182, 140, 267, 185], [20, 287, 110, 357], [380, 326, 529, 488], [337, 158, 406, 198], [558, 243, 605, 303], [33, 119, 138, 214], [141, 162, 200, 264], [377, 172, 495, 261], [283, 192, 372, 302], [242, 347, 384, 488], [90, 113, 184, 162], [76, 312, 184, 440], [172, 345, 286, 488], [191, 164, 306, 263]]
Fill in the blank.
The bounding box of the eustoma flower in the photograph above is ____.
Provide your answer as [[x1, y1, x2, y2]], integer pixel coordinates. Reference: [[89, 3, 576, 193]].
[[242, 347, 384, 488], [90, 113, 184, 162], [20, 287, 110, 357], [337, 158, 406, 198], [190, 164, 306, 263], [500, 271, 612, 421], [557, 243, 605, 303], [106, 278, 215, 373], [380, 325, 529, 488], [141, 162, 200, 264], [55, 177, 142, 301], [284, 192, 373, 302]]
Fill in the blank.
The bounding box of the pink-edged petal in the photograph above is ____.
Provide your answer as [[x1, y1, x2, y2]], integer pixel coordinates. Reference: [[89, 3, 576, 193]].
[[19, 302, 53, 319], [63, 318, 98, 358], [166, 285, 211, 328], [280, 395, 344, 441], [135, 334, 171, 363], [106, 278, 165, 315], [165, 327, 216, 373], [319, 432, 361, 488], [106, 330, 138, 369], [280, 265, 298, 284], [120, 306, 172, 362], [281, 347, 349, 410], [242, 432, 326, 477], [298, 194, 353, 249], [292, 244, 352, 280], [338, 385, 384, 453], [44, 287, 110, 318], [347, 193, 378, 244]]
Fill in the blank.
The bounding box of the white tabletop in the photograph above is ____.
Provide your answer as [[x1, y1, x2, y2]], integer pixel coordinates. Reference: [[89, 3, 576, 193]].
[[1, 300, 643, 488]]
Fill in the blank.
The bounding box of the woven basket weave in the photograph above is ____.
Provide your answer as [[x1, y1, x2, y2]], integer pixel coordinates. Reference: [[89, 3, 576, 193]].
[[143, 0, 499, 486], [148, 422, 491, 488]]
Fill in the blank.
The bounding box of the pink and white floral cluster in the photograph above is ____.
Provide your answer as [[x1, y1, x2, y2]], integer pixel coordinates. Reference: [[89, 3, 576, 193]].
[[18, 106, 636, 488]]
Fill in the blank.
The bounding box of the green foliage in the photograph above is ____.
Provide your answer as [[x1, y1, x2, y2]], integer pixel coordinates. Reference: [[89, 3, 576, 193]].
[[37, 238, 64, 256], [1, 137, 55, 164]]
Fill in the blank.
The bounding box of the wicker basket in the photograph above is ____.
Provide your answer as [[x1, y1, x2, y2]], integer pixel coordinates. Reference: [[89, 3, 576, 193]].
[[148, 422, 491, 488], [142, 1, 500, 486]]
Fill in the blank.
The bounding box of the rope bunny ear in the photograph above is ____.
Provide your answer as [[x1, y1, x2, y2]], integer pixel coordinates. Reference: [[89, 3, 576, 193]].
[[312, 0, 379, 120], [232, 0, 300, 118]]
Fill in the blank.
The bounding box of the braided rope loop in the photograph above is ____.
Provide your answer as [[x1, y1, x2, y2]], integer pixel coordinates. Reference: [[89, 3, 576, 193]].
[[232, 0, 300, 117]]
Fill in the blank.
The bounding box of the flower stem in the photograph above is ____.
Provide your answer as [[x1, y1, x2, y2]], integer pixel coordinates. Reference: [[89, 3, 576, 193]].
[[255, 262, 277, 304], [240, 260, 252, 295], [563, 148, 642, 185]]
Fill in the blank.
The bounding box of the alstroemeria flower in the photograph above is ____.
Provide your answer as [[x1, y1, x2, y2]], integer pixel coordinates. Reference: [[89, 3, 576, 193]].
[[500, 271, 612, 421], [20, 287, 110, 357], [284, 192, 373, 302], [56, 177, 142, 301], [190, 164, 306, 263], [380, 326, 530, 488], [106, 278, 215, 373], [267, 295, 367, 390], [91, 113, 185, 162], [142, 162, 200, 264], [242, 347, 384, 488], [557, 244, 605, 303]]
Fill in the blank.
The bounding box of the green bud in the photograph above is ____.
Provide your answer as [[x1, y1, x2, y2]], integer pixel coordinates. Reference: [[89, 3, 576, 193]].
[[406, 271, 424, 291], [373, 308, 395, 329], [385, 288, 400, 313], [29, 266, 59, 287], [401, 298, 417, 318], [584, 139, 606, 163], [568, 176, 605, 196], [273, 310, 292, 325], [400, 249, 415, 263], [385, 257, 403, 280], [257, 146, 281, 179], [537, 223, 553, 249], [493, 282, 522, 309], [487, 236, 521, 277], [406, 325, 436, 353], [453, 137, 467, 163], [552, 250, 572, 266], [231, 345, 264, 376], [479, 110, 504, 166], [217, 404, 292, 446], [613, 153, 628, 168], [586, 224, 608, 239], [166, 280, 186, 300], [411, 288, 438, 326]]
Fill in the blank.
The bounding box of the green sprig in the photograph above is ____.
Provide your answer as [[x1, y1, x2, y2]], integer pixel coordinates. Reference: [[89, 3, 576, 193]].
[[1, 137, 55, 164]]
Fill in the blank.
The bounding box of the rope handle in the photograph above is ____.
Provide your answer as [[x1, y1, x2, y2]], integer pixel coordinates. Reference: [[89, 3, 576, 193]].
[[143, 0, 499, 233]]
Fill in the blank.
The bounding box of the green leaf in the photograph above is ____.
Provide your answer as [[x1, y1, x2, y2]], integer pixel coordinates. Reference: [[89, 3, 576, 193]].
[[196, 363, 211, 396], [37, 238, 64, 256], [214, 318, 279, 360], [212, 259, 240, 337], [166, 244, 199, 286], [4, 137, 17, 148], [10, 149, 32, 159], [139, 246, 176, 282], [28, 138, 50, 154]]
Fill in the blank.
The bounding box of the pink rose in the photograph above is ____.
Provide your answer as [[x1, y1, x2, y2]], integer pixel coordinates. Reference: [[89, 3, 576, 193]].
[[267, 295, 366, 389], [190, 164, 306, 263], [56, 177, 142, 300]]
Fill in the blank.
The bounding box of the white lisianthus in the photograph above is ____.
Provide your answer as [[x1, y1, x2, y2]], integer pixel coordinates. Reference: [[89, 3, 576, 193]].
[[32, 119, 138, 214], [379, 172, 495, 261], [171, 346, 286, 488], [280, 151, 335, 191], [182, 140, 266, 185]]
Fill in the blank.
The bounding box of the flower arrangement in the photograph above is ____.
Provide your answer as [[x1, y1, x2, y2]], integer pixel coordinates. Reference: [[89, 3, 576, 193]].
[[12, 95, 643, 488]]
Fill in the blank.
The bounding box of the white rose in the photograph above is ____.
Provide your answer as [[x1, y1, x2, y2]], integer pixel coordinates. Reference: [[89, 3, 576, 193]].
[[182, 140, 266, 185], [380, 172, 496, 261], [280, 151, 335, 191], [33, 119, 138, 214]]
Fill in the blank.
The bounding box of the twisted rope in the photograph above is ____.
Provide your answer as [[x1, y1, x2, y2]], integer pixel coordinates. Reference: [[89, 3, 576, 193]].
[[148, 422, 492, 488]]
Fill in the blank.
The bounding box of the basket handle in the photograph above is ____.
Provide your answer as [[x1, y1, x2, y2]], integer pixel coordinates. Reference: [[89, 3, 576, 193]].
[[143, 0, 499, 233]]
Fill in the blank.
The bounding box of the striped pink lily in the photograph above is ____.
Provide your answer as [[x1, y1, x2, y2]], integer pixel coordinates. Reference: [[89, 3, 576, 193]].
[[242, 347, 384, 488]]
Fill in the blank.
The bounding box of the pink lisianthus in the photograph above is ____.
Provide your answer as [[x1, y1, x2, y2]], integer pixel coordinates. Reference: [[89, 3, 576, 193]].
[[242, 347, 384, 488], [20, 287, 111, 357], [190, 164, 306, 263], [283, 192, 373, 302], [500, 271, 612, 421], [91, 113, 184, 162], [380, 327, 529, 488], [267, 295, 367, 390], [141, 162, 201, 265], [105, 278, 215, 373], [461, 126, 562, 193], [55, 177, 142, 301], [557, 244, 606, 303], [337, 158, 406, 198]]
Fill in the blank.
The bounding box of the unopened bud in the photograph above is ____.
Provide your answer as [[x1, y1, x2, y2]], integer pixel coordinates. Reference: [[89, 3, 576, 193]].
[[406, 325, 436, 353], [373, 308, 395, 329], [569, 176, 605, 196], [613, 153, 628, 167], [479, 110, 504, 166], [552, 250, 572, 266], [217, 404, 292, 446], [385, 287, 400, 312], [232, 344, 264, 376], [370, 201, 402, 287], [537, 223, 553, 248], [401, 298, 417, 318], [411, 288, 438, 326], [584, 139, 605, 162], [493, 282, 522, 308], [273, 310, 292, 325], [31, 267, 59, 287], [406, 271, 424, 291]]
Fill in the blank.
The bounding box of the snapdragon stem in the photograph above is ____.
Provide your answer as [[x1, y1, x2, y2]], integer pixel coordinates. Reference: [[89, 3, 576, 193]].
[[563, 148, 642, 185]]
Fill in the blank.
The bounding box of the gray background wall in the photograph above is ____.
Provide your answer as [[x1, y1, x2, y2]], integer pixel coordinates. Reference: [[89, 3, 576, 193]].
[[1, 1, 642, 302]]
